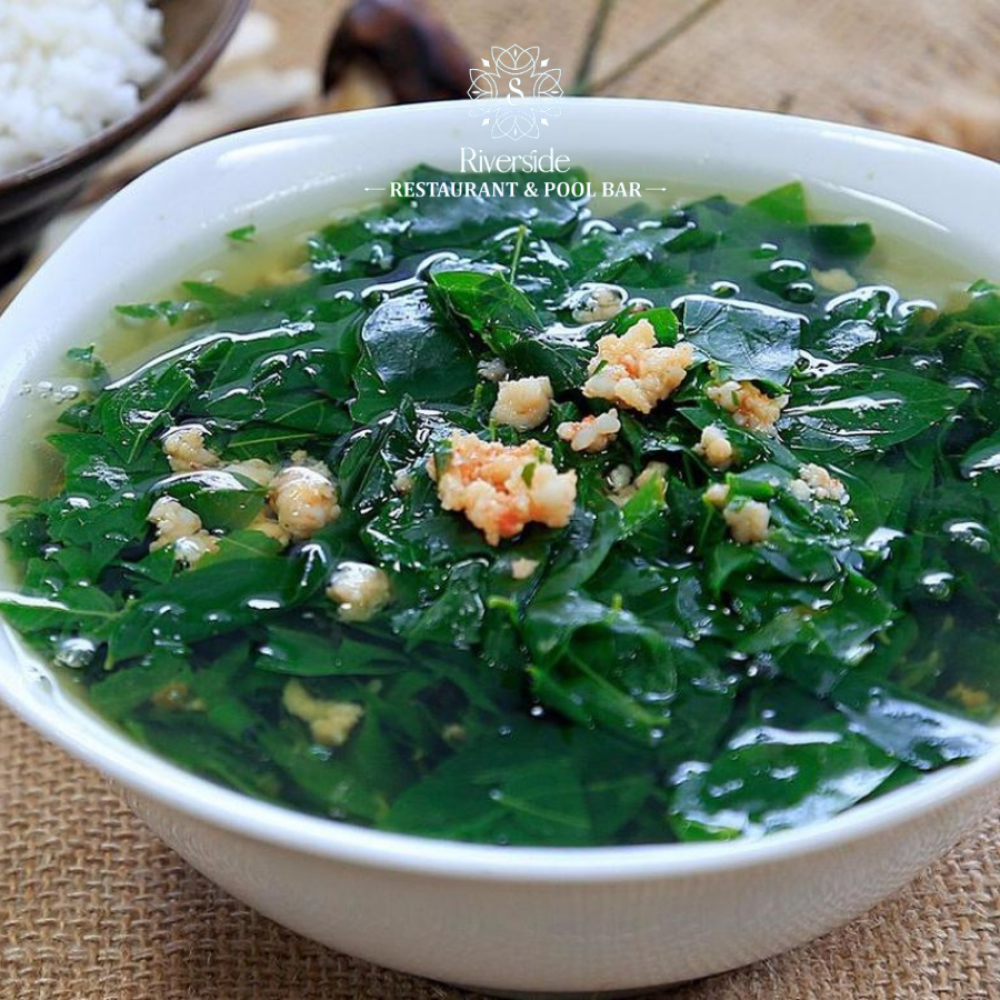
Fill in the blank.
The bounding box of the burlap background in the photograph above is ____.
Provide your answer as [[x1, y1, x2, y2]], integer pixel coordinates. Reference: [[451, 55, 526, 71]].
[[3, 1, 1000, 996]]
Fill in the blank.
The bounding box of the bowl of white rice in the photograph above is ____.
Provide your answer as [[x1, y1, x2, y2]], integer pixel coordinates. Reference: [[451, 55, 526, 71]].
[[0, 0, 248, 283]]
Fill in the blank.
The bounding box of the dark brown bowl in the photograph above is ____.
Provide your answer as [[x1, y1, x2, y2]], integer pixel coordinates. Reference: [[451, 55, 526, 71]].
[[0, 0, 250, 285]]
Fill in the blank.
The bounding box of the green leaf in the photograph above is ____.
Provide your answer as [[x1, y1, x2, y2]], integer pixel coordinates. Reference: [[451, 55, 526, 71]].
[[256, 625, 406, 676], [960, 430, 1000, 479], [0, 588, 119, 636], [198, 530, 284, 565], [744, 182, 808, 225], [620, 467, 667, 537], [397, 559, 488, 649], [570, 224, 712, 285], [66, 345, 108, 382], [114, 300, 190, 326], [785, 367, 968, 452], [381, 725, 595, 846], [809, 223, 875, 261], [224, 424, 314, 460], [226, 225, 257, 243], [669, 720, 897, 841], [107, 544, 330, 663], [336, 399, 425, 517], [153, 471, 266, 531], [681, 295, 802, 385], [181, 281, 244, 319], [394, 165, 589, 251], [354, 291, 478, 420], [525, 595, 677, 748], [90, 647, 194, 716], [97, 364, 197, 464], [431, 269, 542, 350], [506, 327, 592, 393], [537, 500, 621, 599], [604, 305, 679, 345], [831, 677, 994, 770]]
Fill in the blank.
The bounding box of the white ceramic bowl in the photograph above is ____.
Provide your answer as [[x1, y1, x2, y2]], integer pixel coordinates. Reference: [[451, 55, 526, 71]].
[[1, 99, 1000, 997]]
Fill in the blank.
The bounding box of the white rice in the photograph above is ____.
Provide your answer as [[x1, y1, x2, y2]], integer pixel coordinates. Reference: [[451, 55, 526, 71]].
[[0, 0, 165, 176]]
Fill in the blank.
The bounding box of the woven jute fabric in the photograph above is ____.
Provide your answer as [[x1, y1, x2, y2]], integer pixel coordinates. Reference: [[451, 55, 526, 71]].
[[4, 1, 1000, 997], [274, 0, 1000, 153], [3, 702, 1000, 1000]]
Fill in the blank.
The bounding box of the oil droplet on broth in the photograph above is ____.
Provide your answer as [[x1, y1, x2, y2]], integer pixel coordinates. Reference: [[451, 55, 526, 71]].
[[54, 637, 97, 670], [945, 520, 991, 554], [918, 570, 955, 601], [965, 445, 1000, 478], [246, 598, 283, 612]]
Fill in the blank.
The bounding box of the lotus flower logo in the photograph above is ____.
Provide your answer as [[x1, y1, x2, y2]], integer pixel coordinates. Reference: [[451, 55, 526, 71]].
[[468, 45, 563, 140]]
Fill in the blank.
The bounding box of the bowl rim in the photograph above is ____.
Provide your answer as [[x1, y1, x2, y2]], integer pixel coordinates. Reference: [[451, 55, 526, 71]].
[[0, 0, 251, 194], [2, 96, 1000, 883]]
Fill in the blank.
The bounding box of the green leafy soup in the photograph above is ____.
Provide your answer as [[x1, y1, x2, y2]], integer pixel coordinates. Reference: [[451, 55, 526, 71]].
[[3, 166, 999, 846]]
